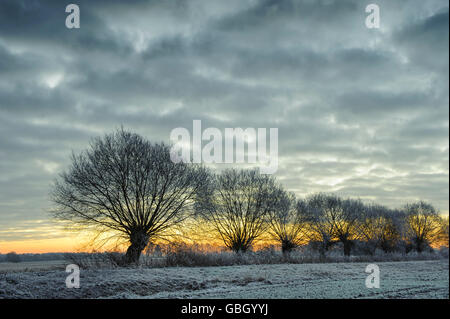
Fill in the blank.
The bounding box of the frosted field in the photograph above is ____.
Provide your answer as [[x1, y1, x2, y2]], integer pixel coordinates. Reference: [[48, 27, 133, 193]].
[[0, 260, 66, 273], [0, 260, 448, 299]]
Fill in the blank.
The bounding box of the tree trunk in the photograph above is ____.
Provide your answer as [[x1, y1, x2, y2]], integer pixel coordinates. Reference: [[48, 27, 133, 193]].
[[230, 238, 252, 253], [281, 240, 296, 254], [124, 230, 149, 264], [343, 240, 352, 256], [318, 241, 329, 259], [415, 237, 424, 253]]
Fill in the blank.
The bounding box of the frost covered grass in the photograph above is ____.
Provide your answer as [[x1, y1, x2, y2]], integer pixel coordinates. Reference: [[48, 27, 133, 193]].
[[60, 245, 449, 269], [0, 259, 447, 299], [1, 246, 447, 299], [0, 260, 66, 273], [147, 247, 447, 268]]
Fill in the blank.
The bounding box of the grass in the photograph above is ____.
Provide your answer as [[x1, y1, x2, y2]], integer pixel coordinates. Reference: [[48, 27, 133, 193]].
[[63, 245, 449, 270]]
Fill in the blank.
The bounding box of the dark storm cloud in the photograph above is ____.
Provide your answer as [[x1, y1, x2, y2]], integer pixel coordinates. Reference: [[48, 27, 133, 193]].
[[0, 0, 448, 242]]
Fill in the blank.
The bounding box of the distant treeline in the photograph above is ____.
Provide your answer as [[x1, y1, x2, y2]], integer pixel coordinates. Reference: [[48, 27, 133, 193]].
[[0, 252, 67, 263]]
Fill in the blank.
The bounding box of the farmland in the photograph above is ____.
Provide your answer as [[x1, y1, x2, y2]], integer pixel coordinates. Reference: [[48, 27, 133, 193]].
[[0, 259, 448, 299]]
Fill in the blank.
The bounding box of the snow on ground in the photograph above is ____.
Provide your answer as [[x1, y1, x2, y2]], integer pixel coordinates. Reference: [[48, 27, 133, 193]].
[[0, 260, 448, 299]]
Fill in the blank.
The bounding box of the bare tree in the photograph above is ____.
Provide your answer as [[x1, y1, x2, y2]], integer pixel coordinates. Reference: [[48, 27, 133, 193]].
[[268, 194, 308, 253], [379, 208, 404, 253], [195, 168, 284, 253], [301, 193, 339, 256], [337, 198, 364, 256], [437, 216, 449, 247], [301, 194, 361, 256], [357, 204, 403, 255], [403, 201, 443, 252], [51, 129, 208, 264]]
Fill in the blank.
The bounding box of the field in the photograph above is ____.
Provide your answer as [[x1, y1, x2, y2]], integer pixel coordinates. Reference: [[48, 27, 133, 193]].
[[0, 259, 448, 299], [0, 260, 66, 273]]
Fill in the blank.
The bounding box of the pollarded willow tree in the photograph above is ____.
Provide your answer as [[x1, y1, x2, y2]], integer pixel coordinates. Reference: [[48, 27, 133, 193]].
[[357, 204, 404, 254], [403, 201, 443, 252], [195, 168, 285, 253], [51, 128, 208, 264], [438, 216, 449, 247], [268, 193, 308, 253], [301, 193, 340, 256], [301, 193, 362, 256], [337, 198, 366, 256]]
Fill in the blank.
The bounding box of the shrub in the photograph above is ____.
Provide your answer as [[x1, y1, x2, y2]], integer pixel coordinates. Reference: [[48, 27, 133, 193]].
[[64, 252, 127, 269]]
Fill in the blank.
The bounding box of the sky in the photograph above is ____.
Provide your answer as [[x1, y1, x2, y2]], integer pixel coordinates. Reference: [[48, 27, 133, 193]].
[[0, 0, 448, 253]]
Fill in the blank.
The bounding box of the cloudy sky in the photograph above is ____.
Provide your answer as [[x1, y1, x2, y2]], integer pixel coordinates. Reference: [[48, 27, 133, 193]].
[[0, 0, 448, 251]]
